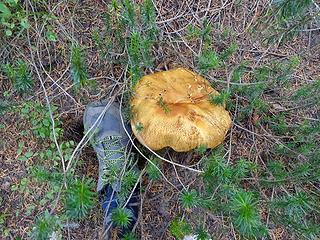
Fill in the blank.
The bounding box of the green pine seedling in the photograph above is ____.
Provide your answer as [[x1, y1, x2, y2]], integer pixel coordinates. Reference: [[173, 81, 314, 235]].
[[274, 0, 313, 21], [232, 158, 256, 181], [30, 211, 61, 240], [111, 207, 133, 228], [254, 66, 271, 82], [118, 169, 139, 203], [195, 144, 207, 154], [70, 44, 88, 89], [269, 191, 319, 238], [263, 0, 314, 43], [231, 64, 247, 82], [0, 100, 11, 115], [267, 160, 288, 182], [145, 157, 162, 181], [230, 190, 266, 238], [187, 24, 202, 40], [129, 65, 142, 87], [209, 90, 230, 106], [180, 189, 200, 209], [140, 0, 158, 47], [31, 165, 63, 184], [128, 31, 141, 63], [65, 179, 97, 219], [140, 37, 154, 67], [195, 226, 211, 240], [198, 50, 220, 73], [271, 191, 312, 221], [122, 0, 136, 28], [292, 79, 320, 105], [169, 218, 192, 240], [141, 0, 156, 28], [122, 232, 138, 240], [135, 122, 143, 133], [203, 152, 233, 187], [2, 60, 34, 94], [201, 19, 213, 44], [220, 43, 237, 61]]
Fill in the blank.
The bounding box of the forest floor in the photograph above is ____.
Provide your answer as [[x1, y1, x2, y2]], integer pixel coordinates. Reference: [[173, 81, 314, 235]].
[[0, 0, 319, 240]]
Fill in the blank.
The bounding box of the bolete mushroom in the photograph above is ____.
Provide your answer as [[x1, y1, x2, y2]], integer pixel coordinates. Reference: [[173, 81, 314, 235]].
[[130, 68, 231, 152]]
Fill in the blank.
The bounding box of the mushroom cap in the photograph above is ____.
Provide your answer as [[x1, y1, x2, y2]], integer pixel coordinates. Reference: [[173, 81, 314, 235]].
[[130, 68, 231, 152]]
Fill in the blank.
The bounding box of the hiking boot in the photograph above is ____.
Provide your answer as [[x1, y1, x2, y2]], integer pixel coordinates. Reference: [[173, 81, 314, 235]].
[[83, 101, 139, 238]]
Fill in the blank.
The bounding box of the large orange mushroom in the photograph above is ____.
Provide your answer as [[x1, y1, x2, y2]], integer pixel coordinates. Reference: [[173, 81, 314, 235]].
[[130, 68, 231, 152]]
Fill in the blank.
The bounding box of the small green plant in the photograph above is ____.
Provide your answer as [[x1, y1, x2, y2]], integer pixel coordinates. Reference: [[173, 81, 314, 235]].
[[261, 0, 316, 43], [70, 43, 88, 89], [169, 218, 192, 240], [93, 0, 158, 87], [195, 226, 211, 240], [157, 96, 170, 114], [292, 79, 320, 105], [198, 50, 220, 73], [135, 122, 144, 133], [180, 189, 200, 209], [122, 232, 138, 240], [270, 191, 320, 238], [195, 144, 207, 155], [0, 0, 30, 37], [118, 170, 139, 202], [208, 90, 230, 106], [145, 157, 162, 181], [230, 190, 266, 238], [65, 178, 97, 219], [2, 60, 34, 94], [14, 100, 99, 237], [184, 150, 265, 238], [30, 211, 61, 240], [19, 102, 62, 140], [111, 207, 133, 228], [220, 42, 237, 61], [190, 19, 237, 73]]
